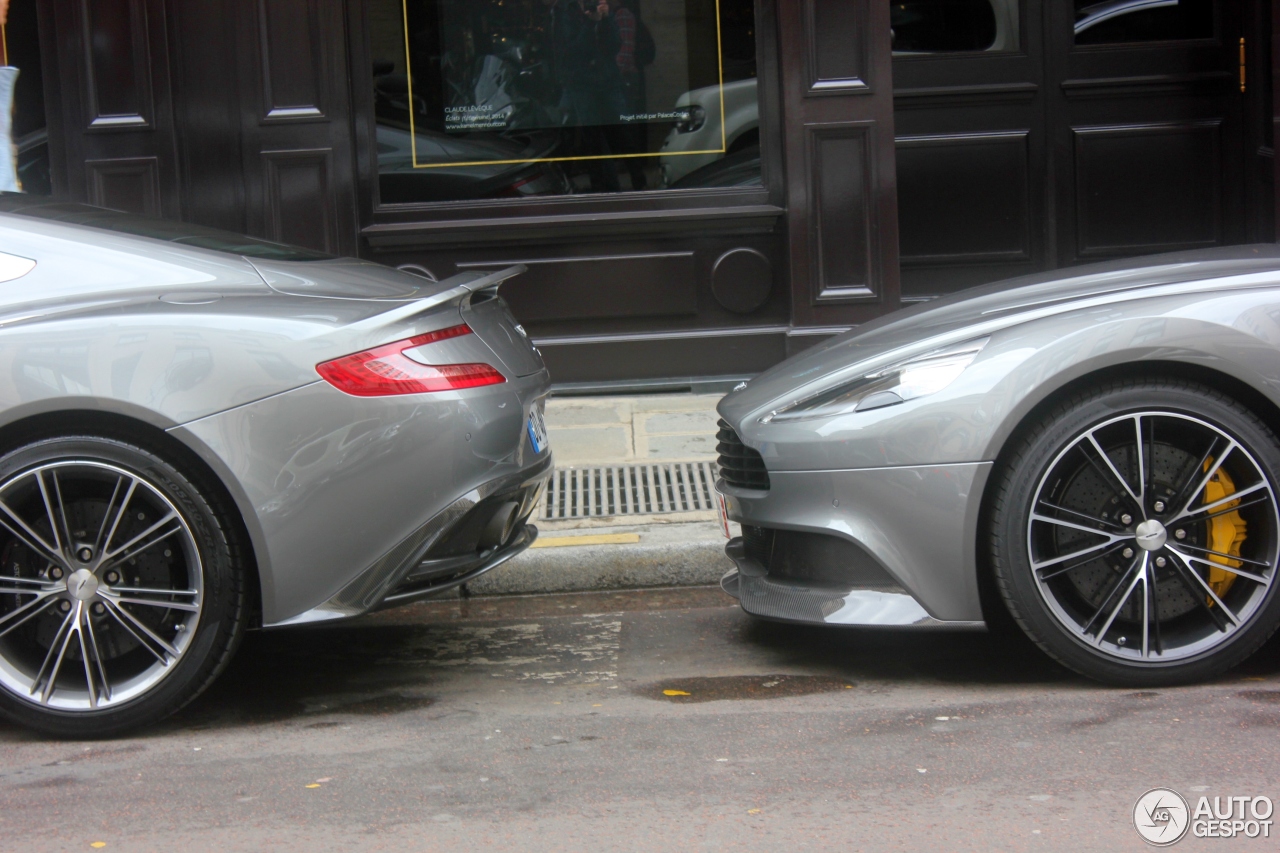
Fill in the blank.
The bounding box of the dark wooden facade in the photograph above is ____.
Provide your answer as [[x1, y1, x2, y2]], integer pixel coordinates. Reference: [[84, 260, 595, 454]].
[[31, 0, 1279, 389]]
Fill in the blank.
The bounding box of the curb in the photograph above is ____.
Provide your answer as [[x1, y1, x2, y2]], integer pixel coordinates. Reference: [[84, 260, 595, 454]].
[[464, 521, 732, 597]]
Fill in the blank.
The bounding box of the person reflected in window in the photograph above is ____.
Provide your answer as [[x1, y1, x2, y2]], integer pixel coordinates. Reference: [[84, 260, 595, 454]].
[[612, 0, 653, 190], [547, 0, 626, 192]]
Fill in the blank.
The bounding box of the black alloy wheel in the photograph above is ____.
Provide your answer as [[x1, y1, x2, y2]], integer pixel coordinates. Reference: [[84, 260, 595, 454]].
[[990, 378, 1280, 685]]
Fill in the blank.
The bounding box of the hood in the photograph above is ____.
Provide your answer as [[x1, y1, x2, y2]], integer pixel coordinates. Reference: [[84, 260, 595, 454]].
[[725, 244, 1280, 418]]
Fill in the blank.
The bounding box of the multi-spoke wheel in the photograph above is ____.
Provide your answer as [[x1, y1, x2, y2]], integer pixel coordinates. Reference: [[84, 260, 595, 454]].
[[990, 379, 1280, 685], [0, 435, 247, 736]]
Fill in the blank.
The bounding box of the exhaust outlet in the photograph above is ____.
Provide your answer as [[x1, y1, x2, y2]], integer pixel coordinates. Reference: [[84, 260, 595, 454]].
[[478, 501, 520, 551]]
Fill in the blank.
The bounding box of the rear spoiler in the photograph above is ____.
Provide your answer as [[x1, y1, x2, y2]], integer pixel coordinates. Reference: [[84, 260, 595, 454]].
[[348, 264, 526, 331], [450, 264, 528, 295]]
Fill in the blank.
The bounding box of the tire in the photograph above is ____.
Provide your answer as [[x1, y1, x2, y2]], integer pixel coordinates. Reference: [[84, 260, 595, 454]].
[[989, 378, 1280, 686], [0, 435, 247, 736]]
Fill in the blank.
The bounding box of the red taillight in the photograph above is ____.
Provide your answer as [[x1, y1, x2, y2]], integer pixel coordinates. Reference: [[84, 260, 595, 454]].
[[494, 174, 545, 197], [316, 324, 506, 397], [405, 324, 473, 346]]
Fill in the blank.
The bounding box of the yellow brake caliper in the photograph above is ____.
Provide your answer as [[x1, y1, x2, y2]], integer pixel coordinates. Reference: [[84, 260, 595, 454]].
[[1202, 459, 1246, 602]]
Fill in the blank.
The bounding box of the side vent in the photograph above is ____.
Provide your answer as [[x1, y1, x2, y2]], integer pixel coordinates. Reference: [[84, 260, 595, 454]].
[[716, 419, 770, 490]]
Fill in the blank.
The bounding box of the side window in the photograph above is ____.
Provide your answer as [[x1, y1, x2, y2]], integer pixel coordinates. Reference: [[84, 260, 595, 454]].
[[891, 0, 1020, 54], [1074, 0, 1214, 45], [368, 0, 761, 203]]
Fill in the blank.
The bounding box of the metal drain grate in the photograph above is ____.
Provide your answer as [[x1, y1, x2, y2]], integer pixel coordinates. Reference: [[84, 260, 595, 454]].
[[540, 461, 720, 519]]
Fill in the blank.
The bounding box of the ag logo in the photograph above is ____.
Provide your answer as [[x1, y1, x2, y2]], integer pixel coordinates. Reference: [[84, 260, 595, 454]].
[[1134, 788, 1191, 846]]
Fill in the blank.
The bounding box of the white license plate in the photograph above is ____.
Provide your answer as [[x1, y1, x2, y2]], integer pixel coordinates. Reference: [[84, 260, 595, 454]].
[[527, 405, 549, 454], [717, 493, 731, 539]]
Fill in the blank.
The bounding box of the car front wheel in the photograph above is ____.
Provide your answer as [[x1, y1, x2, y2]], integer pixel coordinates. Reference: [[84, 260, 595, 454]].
[[990, 378, 1280, 685], [0, 435, 247, 736]]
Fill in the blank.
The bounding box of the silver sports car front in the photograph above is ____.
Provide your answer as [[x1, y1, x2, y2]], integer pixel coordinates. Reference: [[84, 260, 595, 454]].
[[0, 197, 550, 735], [717, 246, 1280, 687]]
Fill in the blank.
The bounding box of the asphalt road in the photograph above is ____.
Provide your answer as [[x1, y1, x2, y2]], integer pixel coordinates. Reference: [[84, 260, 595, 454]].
[[1, 586, 1277, 852]]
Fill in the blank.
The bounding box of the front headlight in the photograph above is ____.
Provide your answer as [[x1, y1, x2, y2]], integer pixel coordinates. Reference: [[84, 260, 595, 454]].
[[760, 337, 989, 423], [675, 104, 706, 134]]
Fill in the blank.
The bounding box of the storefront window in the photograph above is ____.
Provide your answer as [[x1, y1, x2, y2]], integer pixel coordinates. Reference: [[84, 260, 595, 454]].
[[1074, 0, 1213, 45], [369, 0, 759, 203], [890, 0, 1020, 54]]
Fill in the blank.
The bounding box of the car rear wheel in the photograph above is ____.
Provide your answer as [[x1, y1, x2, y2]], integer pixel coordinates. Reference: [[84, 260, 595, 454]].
[[0, 435, 247, 736], [990, 378, 1280, 685]]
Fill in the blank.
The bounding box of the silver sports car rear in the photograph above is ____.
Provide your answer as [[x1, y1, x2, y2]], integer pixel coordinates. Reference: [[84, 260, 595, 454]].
[[717, 246, 1280, 687], [0, 197, 550, 735]]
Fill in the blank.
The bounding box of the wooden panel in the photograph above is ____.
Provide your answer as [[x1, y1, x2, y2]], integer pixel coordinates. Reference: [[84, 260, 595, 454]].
[[711, 248, 773, 314], [85, 157, 161, 215], [1046, 4, 1246, 264], [779, 0, 898, 328], [262, 148, 337, 252], [45, 0, 179, 215], [807, 123, 877, 302], [458, 253, 698, 323], [1073, 121, 1222, 258], [897, 132, 1031, 265], [1242, 2, 1272, 243], [806, 0, 869, 93], [257, 0, 326, 120], [1275, 0, 1280, 243], [535, 329, 787, 385], [240, 0, 358, 256], [10, 1, 46, 139], [372, 229, 791, 347], [81, 0, 153, 129], [167, 0, 246, 232], [889, 3, 1045, 300]]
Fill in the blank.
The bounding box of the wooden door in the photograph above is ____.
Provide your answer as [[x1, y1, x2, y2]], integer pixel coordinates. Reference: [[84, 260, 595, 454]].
[[777, 0, 902, 331], [893, 1, 1261, 300], [234, 0, 360, 256], [1046, 0, 1246, 265], [39, 0, 359, 257], [40, 0, 180, 216], [892, 0, 1047, 299]]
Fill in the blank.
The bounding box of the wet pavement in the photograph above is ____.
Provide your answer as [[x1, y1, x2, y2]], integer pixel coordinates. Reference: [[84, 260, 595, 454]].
[[1, 586, 1278, 851]]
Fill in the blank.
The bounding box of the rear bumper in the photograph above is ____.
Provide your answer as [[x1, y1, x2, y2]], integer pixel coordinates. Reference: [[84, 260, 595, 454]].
[[268, 455, 550, 626], [175, 368, 552, 625], [383, 524, 538, 607]]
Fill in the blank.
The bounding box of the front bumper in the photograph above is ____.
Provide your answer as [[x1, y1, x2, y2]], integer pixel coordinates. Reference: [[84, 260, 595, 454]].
[[721, 538, 978, 629], [717, 462, 994, 627]]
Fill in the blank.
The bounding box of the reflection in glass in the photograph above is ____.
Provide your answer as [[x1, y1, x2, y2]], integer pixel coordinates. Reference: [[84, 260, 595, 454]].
[[890, 0, 1019, 54], [15, 130, 51, 195], [669, 145, 761, 189], [1074, 0, 1214, 45], [659, 77, 757, 187], [369, 0, 759, 203]]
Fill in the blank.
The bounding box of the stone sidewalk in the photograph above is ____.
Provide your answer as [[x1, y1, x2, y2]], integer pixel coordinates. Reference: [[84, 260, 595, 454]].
[[541, 393, 721, 466], [465, 393, 732, 598]]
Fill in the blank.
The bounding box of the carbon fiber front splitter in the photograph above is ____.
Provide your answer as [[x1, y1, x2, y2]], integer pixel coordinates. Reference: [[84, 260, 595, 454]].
[[722, 537, 985, 630]]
